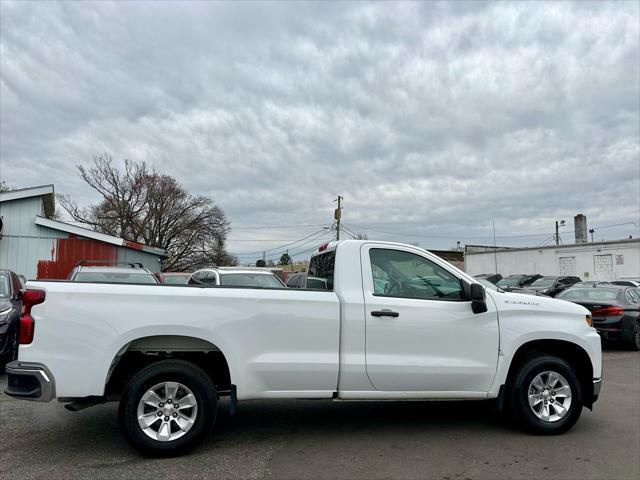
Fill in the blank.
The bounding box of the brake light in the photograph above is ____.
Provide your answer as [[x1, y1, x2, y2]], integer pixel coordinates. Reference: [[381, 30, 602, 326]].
[[19, 289, 46, 345], [591, 306, 624, 317]]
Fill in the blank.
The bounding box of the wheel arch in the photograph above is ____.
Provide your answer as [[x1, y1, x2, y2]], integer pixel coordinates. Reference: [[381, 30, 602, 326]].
[[104, 334, 233, 397], [504, 339, 595, 407]]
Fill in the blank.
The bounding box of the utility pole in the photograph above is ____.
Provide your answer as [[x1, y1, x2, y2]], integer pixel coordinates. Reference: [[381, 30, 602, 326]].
[[555, 219, 565, 245], [334, 195, 343, 241]]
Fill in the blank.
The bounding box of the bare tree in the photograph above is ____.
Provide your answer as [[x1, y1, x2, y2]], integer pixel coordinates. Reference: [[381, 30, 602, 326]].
[[0, 181, 10, 192], [59, 153, 232, 271]]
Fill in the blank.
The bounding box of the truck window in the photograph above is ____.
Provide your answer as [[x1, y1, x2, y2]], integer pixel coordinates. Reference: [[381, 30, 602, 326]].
[[307, 251, 335, 291], [369, 248, 463, 300]]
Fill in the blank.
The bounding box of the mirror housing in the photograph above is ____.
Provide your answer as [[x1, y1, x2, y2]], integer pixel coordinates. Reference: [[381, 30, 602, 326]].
[[470, 283, 488, 314]]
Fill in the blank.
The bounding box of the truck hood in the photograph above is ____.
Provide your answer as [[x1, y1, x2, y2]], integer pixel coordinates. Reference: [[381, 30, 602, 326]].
[[486, 288, 589, 316]]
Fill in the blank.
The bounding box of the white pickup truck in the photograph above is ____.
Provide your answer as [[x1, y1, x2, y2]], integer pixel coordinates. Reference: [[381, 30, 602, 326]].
[[6, 240, 602, 457]]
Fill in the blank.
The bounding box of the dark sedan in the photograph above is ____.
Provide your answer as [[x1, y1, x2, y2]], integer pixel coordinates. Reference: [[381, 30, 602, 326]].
[[0, 269, 23, 369], [557, 284, 640, 350]]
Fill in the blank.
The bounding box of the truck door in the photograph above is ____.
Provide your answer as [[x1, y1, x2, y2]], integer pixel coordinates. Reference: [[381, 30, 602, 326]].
[[361, 244, 499, 392]]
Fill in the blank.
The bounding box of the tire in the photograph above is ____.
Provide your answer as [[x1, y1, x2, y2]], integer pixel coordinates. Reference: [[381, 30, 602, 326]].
[[0, 328, 18, 371], [118, 359, 217, 457], [628, 322, 640, 351], [507, 354, 583, 435]]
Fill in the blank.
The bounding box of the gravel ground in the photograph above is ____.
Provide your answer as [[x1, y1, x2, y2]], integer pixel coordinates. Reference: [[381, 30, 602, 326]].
[[0, 349, 638, 480]]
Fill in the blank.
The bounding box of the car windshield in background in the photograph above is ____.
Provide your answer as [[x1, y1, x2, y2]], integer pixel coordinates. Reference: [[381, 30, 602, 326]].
[[0, 274, 9, 297], [220, 273, 285, 288], [558, 288, 620, 301], [476, 278, 500, 291], [531, 277, 556, 287], [497, 277, 521, 287], [162, 276, 189, 285], [74, 273, 159, 284]]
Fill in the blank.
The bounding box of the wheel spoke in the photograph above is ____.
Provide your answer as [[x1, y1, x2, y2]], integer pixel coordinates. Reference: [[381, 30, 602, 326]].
[[143, 390, 163, 408], [165, 382, 178, 402], [138, 412, 161, 429], [541, 404, 550, 421], [156, 421, 171, 441], [547, 372, 560, 388], [551, 402, 566, 416], [176, 393, 197, 409], [175, 413, 195, 431], [532, 376, 545, 390], [528, 394, 542, 407]]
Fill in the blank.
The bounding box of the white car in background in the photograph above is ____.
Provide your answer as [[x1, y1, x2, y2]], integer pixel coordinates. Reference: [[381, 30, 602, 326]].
[[187, 267, 287, 289]]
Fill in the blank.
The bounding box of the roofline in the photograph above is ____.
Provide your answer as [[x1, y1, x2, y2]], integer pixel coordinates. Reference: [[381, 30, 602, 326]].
[[34, 216, 167, 257], [0, 184, 55, 217], [465, 237, 640, 255]]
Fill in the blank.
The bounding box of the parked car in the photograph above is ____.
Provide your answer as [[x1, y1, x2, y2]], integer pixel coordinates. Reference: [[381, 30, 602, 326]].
[[611, 280, 640, 289], [496, 274, 542, 290], [515, 276, 582, 298], [155, 272, 191, 285], [286, 272, 307, 288], [6, 240, 602, 456], [0, 269, 23, 368], [188, 268, 286, 288], [575, 281, 611, 287], [474, 273, 503, 285], [557, 284, 640, 350], [68, 262, 159, 284]]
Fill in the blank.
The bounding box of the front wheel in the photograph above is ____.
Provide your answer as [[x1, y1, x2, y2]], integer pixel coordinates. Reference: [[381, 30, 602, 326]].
[[118, 359, 217, 457], [507, 355, 583, 435]]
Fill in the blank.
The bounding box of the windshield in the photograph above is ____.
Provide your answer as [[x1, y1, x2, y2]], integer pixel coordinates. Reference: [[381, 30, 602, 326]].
[[220, 273, 285, 288], [497, 277, 522, 287], [531, 277, 556, 287], [0, 273, 9, 298], [558, 288, 620, 301], [74, 272, 159, 284]]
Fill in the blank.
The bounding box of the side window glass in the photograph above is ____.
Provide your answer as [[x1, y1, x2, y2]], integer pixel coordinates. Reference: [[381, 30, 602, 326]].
[[189, 273, 201, 285], [369, 248, 463, 300], [627, 289, 640, 304], [11, 273, 22, 295]]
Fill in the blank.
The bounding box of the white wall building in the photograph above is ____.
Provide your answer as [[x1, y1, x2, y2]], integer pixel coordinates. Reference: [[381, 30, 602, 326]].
[[465, 238, 640, 281]]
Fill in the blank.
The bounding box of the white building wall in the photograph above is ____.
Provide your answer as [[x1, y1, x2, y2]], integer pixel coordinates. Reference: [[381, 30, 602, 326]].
[[465, 240, 640, 281]]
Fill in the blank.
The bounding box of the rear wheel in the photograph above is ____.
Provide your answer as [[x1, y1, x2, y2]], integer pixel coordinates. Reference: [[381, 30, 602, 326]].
[[118, 359, 217, 457], [628, 322, 640, 351], [507, 355, 583, 434]]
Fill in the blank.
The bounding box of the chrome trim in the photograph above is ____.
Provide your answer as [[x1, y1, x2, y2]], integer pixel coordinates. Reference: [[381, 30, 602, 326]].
[[4, 361, 55, 402]]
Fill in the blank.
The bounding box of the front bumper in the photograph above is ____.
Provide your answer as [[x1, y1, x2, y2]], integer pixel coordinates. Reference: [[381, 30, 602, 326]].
[[4, 361, 55, 402]]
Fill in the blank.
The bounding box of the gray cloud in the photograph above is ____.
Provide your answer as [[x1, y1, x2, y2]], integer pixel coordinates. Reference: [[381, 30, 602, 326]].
[[1, 1, 638, 262]]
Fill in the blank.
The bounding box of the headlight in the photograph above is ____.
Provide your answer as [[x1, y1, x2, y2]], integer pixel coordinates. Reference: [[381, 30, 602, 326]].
[[0, 307, 13, 326]]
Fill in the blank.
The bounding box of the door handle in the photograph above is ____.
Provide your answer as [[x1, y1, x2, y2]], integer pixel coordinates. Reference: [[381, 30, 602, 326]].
[[371, 310, 399, 318]]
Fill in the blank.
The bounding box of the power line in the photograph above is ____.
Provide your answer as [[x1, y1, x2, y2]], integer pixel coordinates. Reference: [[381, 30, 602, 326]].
[[231, 229, 330, 257], [231, 223, 328, 230]]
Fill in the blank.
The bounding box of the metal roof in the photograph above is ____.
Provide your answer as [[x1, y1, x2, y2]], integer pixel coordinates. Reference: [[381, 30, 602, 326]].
[[35, 216, 167, 257], [464, 237, 640, 255], [0, 184, 55, 218]]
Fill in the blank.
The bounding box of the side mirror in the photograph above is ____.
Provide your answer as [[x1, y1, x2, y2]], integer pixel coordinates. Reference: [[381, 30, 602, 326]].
[[16, 289, 24, 301], [470, 283, 488, 314]]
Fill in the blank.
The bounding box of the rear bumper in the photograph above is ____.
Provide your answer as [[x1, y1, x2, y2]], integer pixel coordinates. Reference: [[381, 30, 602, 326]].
[[4, 361, 55, 402], [590, 377, 602, 407]]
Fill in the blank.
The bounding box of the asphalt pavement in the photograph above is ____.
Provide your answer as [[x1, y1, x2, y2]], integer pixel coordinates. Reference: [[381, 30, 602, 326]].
[[0, 349, 638, 480]]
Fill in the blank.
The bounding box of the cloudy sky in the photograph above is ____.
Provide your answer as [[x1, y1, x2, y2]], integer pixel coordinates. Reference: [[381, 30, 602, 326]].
[[1, 1, 639, 262]]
